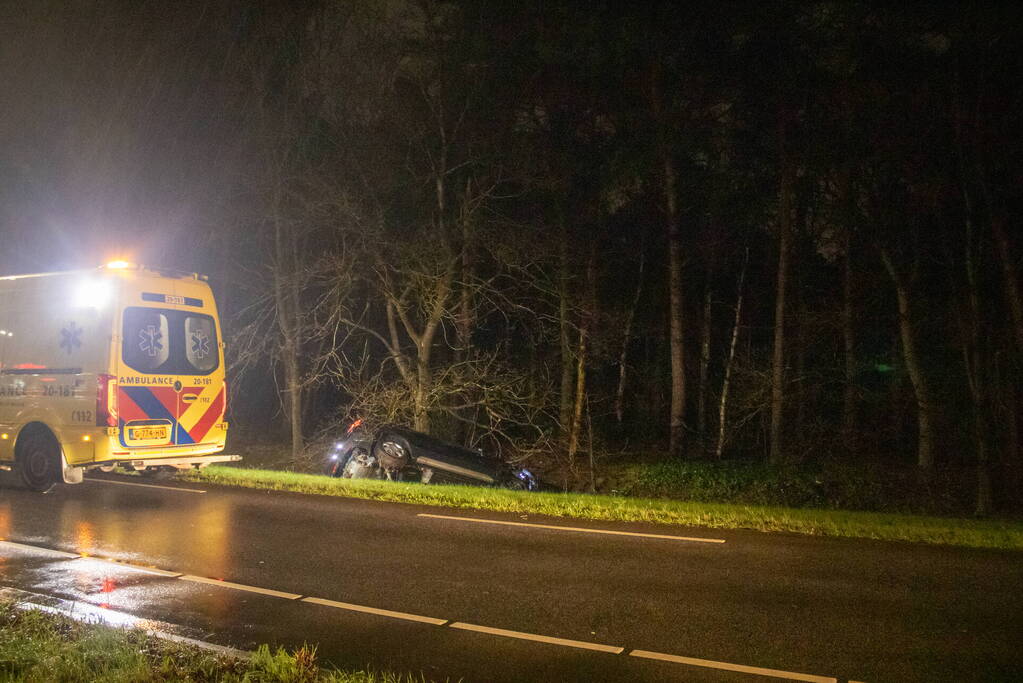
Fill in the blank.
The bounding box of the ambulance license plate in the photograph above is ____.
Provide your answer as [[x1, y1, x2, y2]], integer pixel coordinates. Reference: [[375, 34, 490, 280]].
[[129, 426, 168, 441]]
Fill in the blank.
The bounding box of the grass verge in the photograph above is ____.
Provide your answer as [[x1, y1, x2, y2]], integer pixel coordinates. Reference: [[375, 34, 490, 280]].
[[0, 599, 421, 682], [184, 466, 1023, 551]]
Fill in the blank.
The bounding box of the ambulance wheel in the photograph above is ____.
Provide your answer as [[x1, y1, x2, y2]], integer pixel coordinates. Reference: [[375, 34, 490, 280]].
[[16, 429, 59, 493]]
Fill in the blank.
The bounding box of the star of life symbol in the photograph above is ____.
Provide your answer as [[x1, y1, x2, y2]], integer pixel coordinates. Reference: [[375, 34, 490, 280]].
[[190, 329, 210, 360], [138, 325, 163, 357], [60, 322, 83, 355]]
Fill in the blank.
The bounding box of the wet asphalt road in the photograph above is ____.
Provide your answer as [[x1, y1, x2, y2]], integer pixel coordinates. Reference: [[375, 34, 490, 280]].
[[0, 474, 1021, 682]]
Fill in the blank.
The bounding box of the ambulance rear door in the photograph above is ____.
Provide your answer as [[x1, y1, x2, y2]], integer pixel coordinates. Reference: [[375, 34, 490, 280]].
[[117, 298, 222, 448]]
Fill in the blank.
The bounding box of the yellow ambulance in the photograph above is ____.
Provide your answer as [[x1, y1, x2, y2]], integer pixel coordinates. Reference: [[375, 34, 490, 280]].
[[0, 262, 237, 491]]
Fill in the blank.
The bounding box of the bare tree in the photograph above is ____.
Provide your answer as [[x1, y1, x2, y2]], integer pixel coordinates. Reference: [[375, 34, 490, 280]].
[[614, 231, 646, 424], [567, 244, 597, 460], [841, 226, 857, 444], [558, 217, 576, 435], [696, 246, 715, 445], [879, 246, 935, 473], [716, 248, 748, 459]]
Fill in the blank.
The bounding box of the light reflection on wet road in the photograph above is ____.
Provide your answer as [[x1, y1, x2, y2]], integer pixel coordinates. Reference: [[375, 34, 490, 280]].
[[0, 499, 10, 538]]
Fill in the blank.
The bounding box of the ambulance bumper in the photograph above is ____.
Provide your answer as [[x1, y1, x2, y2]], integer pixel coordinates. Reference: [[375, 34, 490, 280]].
[[108, 454, 241, 470]]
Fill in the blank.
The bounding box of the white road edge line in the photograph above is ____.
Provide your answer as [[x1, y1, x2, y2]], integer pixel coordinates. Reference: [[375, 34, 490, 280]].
[[629, 650, 837, 683], [71, 556, 183, 578], [302, 596, 447, 625], [179, 575, 301, 600], [449, 622, 624, 654], [417, 513, 726, 544], [87, 478, 206, 494], [0, 540, 80, 558]]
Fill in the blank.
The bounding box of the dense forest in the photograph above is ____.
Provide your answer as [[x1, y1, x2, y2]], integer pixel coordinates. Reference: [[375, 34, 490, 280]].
[[1, 2, 1021, 512]]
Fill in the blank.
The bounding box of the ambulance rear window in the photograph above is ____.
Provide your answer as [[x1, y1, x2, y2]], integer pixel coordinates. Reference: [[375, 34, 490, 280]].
[[122, 307, 219, 375], [185, 316, 216, 372], [123, 309, 169, 370]]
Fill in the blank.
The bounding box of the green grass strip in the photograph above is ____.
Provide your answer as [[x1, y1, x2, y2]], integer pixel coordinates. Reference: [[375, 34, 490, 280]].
[[0, 599, 424, 682], [186, 466, 1023, 551]]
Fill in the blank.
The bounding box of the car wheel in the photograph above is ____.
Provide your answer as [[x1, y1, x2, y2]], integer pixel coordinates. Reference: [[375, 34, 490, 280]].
[[16, 429, 60, 492], [374, 436, 411, 470], [497, 473, 525, 490], [500, 468, 537, 491]]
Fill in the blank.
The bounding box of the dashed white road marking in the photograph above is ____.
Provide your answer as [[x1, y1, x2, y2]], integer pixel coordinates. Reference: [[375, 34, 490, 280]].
[[302, 596, 447, 625], [449, 622, 624, 654], [417, 513, 726, 543], [0, 540, 79, 558], [179, 575, 301, 599], [630, 650, 837, 683], [87, 478, 206, 494], [1, 539, 854, 682]]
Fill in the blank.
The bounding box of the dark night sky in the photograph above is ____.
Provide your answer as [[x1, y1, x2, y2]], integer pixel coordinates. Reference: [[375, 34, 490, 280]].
[[0, 1, 244, 275]]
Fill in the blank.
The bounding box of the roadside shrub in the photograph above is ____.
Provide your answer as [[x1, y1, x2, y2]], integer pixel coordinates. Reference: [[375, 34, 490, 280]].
[[614, 458, 978, 515]]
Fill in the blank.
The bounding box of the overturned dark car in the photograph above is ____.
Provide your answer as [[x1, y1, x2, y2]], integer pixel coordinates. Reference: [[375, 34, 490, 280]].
[[325, 420, 538, 491]]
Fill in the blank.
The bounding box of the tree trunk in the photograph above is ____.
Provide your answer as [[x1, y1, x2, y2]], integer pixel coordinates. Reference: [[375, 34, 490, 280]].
[[285, 347, 303, 458], [769, 149, 794, 464], [452, 180, 476, 442], [274, 282, 304, 459], [414, 352, 431, 432], [716, 248, 747, 459], [958, 167, 992, 515], [414, 270, 452, 434], [979, 171, 1021, 507], [559, 217, 574, 436], [567, 325, 588, 461], [615, 235, 646, 424], [651, 63, 686, 458], [273, 202, 304, 459], [880, 249, 935, 472], [794, 291, 807, 446], [836, 135, 858, 448], [586, 394, 596, 492], [964, 324, 992, 516], [568, 248, 596, 460], [665, 153, 687, 458], [387, 264, 452, 435], [1005, 380, 1021, 508], [457, 178, 474, 362], [697, 270, 713, 445], [989, 207, 1023, 353], [646, 334, 666, 429], [841, 224, 857, 446]]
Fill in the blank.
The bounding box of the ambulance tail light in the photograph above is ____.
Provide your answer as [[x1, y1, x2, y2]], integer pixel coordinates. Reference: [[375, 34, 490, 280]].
[[97, 374, 118, 427]]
